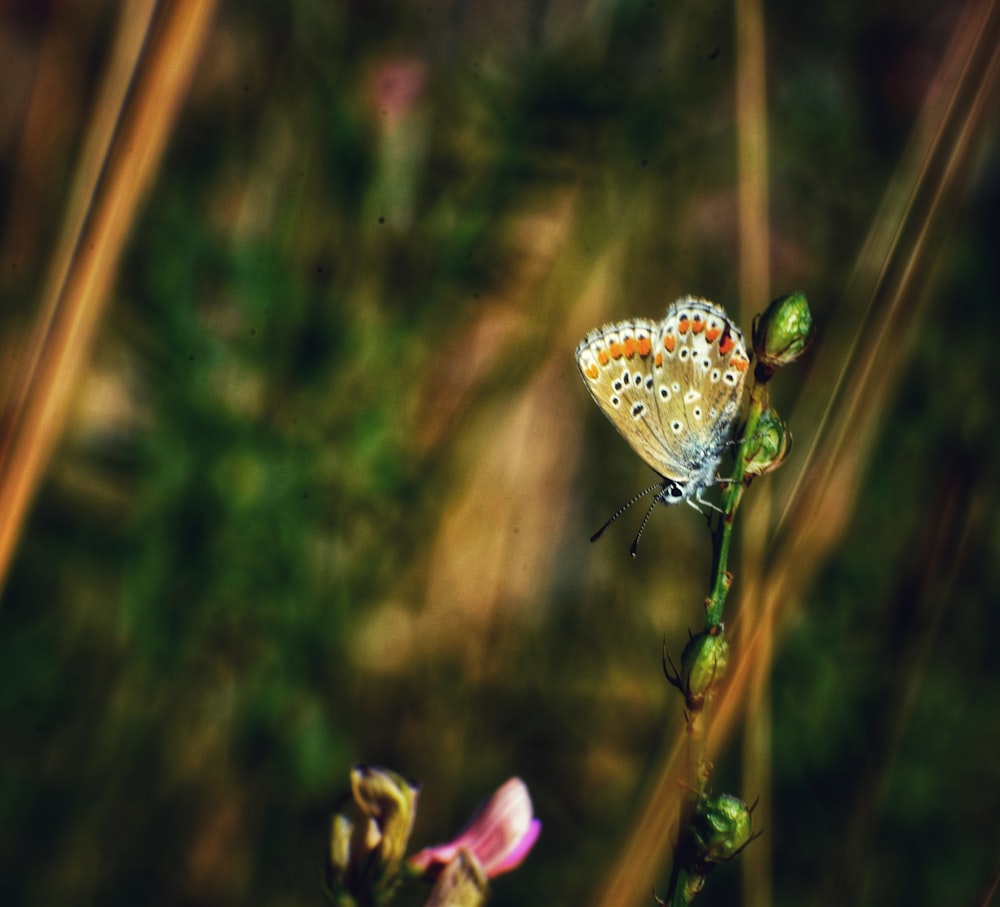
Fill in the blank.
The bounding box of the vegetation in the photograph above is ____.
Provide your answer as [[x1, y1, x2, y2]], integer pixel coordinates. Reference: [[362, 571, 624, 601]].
[[1, 2, 998, 905]]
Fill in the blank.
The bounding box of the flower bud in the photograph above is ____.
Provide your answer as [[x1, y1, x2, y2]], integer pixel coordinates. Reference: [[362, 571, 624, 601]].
[[350, 764, 421, 871], [752, 291, 813, 377], [743, 407, 792, 477], [329, 812, 354, 880], [327, 765, 421, 901], [678, 626, 729, 711], [689, 793, 754, 865], [425, 850, 489, 907]]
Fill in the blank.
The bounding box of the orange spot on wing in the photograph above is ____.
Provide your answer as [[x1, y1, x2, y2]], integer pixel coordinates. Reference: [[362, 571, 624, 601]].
[[637, 335, 652, 356], [705, 326, 720, 341], [719, 335, 735, 356], [732, 355, 749, 372], [678, 317, 690, 334], [654, 352, 663, 367], [663, 334, 676, 352], [692, 318, 705, 334], [623, 336, 636, 357], [597, 349, 610, 365], [585, 364, 599, 379], [609, 341, 623, 359]]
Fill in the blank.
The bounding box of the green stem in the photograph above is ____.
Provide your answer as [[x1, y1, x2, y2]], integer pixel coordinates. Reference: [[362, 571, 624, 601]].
[[667, 865, 704, 907], [704, 374, 768, 629], [663, 371, 770, 907]]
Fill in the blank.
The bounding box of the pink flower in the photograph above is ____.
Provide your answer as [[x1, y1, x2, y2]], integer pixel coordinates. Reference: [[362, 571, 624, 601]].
[[409, 777, 541, 879], [368, 56, 427, 120]]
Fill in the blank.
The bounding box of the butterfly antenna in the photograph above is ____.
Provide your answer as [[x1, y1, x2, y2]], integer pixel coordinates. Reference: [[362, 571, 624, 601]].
[[629, 493, 663, 557], [589, 481, 663, 543]]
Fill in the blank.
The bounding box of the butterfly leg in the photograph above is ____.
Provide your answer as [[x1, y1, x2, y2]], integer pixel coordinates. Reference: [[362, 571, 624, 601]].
[[689, 487, 723, 514]]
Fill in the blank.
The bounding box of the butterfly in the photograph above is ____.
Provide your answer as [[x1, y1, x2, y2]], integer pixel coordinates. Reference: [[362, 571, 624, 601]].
[[575, 297, 749, 552]]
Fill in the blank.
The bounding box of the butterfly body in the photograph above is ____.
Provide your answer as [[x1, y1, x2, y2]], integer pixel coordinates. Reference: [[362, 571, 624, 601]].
[[576, 297, 749, 509]]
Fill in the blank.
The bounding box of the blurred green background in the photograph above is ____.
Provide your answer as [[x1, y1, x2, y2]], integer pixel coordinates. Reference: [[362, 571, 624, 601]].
[[1, 1, 998, 905]]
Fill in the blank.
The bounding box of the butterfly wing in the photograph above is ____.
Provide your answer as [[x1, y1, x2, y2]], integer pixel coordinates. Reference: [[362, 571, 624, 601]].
[[649, 298, 749, 481], [576, 317, 690, 482]]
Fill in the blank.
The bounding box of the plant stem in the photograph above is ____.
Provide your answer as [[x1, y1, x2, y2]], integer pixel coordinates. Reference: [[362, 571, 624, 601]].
[[663, 372, 770, 907], [705, 375, 768, 629]]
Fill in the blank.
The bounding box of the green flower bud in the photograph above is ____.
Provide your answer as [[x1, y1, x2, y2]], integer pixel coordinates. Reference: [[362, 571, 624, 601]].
[[677, 626, 729, 711], [743, 407, 792, 477], [350, 764, 420, 871], [689, 793, 754, 865], [327, 765, 421, 903], [329, 812, 354, 880], [752, 291, 813, 377], [425, 850, 489, 907]]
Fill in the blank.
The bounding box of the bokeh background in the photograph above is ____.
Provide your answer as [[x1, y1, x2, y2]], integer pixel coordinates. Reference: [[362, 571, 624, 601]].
[[1, 1, 998, 905]]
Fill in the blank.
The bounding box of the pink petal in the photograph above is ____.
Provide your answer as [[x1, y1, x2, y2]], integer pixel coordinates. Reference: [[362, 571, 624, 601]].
[[407, 778, 540, 879], [409, 840, 462, 872], [487, 818, 541, 876]]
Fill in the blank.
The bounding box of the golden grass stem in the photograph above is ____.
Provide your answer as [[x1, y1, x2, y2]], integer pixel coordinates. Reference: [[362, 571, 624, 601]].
[[733, 0, 774, 901], [0, 0, 217, 599]]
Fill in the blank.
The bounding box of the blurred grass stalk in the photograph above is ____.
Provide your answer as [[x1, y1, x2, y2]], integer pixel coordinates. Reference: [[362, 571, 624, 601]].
[[0, 0, 216, 600], [732, 0, 774, 903], [590, 0, 1000, 904]]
